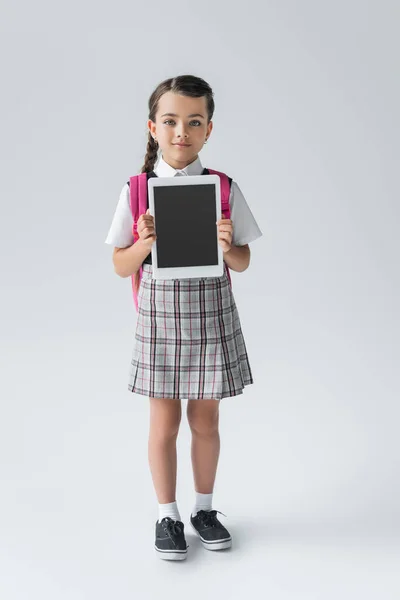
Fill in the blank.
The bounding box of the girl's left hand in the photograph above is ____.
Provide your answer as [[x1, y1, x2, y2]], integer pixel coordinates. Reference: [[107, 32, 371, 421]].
[[216, 218, 233, 253]]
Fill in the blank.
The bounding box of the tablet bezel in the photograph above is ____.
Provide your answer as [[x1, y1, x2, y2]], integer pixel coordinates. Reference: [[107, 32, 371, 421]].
[[148, 175, 223, 279]]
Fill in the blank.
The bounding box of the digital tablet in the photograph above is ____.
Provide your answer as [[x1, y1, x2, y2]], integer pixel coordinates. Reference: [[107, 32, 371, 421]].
[[148, 175, 224, 280]]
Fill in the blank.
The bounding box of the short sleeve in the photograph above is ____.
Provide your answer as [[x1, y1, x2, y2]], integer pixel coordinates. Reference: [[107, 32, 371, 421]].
[[104, 183, 134, 248], [229, 180, 263, 246]]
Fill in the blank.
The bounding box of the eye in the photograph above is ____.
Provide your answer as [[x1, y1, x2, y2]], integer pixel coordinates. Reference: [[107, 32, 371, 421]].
[[163, 119, 202, 127]]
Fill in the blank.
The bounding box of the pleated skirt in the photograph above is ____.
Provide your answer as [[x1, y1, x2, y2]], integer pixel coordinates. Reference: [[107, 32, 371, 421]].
[[128, 263, 254, 400]]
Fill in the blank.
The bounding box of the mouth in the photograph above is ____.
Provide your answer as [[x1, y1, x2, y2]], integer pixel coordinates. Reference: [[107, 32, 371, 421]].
[[173, 143, 191, 147]]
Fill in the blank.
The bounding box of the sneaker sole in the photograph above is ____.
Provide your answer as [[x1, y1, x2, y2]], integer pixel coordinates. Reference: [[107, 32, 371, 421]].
[[155, 546, 188, 560], [190, 522, 232, 550]]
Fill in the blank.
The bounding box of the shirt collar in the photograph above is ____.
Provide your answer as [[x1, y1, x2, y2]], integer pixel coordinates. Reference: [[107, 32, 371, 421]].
[[154, 153, 204, 177]]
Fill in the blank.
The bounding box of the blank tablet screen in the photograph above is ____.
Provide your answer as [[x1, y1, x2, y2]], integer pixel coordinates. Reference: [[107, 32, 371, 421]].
[[154, 183, 218, 268]]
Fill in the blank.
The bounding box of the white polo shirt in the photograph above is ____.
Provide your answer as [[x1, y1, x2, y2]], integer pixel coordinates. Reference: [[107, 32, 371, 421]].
[[105, 154, 263, 248]]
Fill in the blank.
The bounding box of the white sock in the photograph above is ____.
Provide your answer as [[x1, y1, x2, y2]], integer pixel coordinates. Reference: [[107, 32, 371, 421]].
[[192, 492, 213, 518], [158, 501, 181, 523]]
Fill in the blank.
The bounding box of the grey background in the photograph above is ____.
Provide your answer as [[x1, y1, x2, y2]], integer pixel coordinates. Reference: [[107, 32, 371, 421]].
[[1, 0, 399, 598]]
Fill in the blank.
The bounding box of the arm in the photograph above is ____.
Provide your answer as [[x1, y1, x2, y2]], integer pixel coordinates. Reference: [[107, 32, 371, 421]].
[[112, 208, 156, 278], [112, 240, 151, 278], [217, 215, 251, 272], [113, 241, 250, 277], [223, 244, 250, 272]]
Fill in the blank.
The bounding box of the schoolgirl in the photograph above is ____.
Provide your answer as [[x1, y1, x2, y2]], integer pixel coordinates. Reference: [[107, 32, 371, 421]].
[[105, 75, 262, 560]]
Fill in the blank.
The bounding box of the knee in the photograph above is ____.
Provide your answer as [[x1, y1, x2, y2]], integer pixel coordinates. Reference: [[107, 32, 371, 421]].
[[187, 402, 219, 436], [150, 398, 181, 440], [158, 419, 181, 440]]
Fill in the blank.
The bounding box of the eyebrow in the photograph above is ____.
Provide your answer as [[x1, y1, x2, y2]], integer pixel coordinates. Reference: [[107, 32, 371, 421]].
[[160, 112, 205, 119]]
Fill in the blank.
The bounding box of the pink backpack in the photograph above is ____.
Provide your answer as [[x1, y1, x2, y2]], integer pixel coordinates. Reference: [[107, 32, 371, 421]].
[[129, 169, 232, 311]]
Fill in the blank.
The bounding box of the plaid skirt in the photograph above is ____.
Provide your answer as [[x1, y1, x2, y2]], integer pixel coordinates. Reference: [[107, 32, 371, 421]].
[[128, 263, 254, 400]]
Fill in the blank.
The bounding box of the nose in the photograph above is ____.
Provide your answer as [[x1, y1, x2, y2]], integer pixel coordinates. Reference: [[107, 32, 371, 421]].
[[177, 127, 189, 138]]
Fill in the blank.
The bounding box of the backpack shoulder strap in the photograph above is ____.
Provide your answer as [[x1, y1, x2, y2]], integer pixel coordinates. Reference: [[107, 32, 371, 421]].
[[206, 168, 233, 286], [128, 173, 148, 312], [206, 169, 231, 219], [129, 173, 148, 240]]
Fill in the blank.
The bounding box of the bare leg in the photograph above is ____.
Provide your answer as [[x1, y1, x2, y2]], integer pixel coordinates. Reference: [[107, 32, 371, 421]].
[[187, 399, 220, 493], [148, 397, 182, 503]]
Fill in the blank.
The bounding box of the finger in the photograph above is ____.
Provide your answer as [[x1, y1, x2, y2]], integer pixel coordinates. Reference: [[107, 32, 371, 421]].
[[138, 214, 154, 223], [138, 219, 154, 231], [141, 231, 156, 241], [140, 226, 155, 238], [139, 210, 153, 220], [138, 219, 154, 230], [218, 232, 232, 242], [138, 222, 154, 233], [218, 240, 231, 251]]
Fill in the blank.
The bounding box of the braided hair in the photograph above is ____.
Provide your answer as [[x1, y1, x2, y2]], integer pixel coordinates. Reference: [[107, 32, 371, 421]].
[[140, 75, 215, 173]]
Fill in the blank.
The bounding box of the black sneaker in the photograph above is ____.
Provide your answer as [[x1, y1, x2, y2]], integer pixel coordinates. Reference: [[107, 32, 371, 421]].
[[190, 509, 232, 550], [155, 517, 188, 560]]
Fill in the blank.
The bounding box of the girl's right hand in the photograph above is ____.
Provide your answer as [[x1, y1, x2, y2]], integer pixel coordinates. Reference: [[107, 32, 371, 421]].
[[137, 208, 156, 250]]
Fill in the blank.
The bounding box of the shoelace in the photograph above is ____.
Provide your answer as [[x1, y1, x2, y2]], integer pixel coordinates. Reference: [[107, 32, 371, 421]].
[[161, 517, 187, 548], [196, 509, 227, 528]]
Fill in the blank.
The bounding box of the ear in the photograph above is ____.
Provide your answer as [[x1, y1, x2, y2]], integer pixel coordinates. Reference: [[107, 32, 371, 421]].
[[206, 120, 213, 139], [147, 119, 156, 138]]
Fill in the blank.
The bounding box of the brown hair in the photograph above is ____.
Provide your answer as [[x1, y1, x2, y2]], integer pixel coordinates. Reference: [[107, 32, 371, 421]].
[[140, 75, 215, 173]]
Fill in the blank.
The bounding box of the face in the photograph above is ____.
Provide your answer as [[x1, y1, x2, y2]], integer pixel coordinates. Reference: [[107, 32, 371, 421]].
[[148, 91, 213, 169]]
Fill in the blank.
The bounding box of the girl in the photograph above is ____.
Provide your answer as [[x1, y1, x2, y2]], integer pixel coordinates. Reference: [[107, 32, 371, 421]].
[[105, 75, 262, 560]]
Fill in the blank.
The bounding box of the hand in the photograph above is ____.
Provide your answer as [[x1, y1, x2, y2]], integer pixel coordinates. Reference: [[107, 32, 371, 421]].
[[137, 208, 156, 250], [216, 217, 233, 253]]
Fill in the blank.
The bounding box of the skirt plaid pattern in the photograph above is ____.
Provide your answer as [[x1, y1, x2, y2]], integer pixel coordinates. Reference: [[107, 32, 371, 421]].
[[128, 263, 254, 400]]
